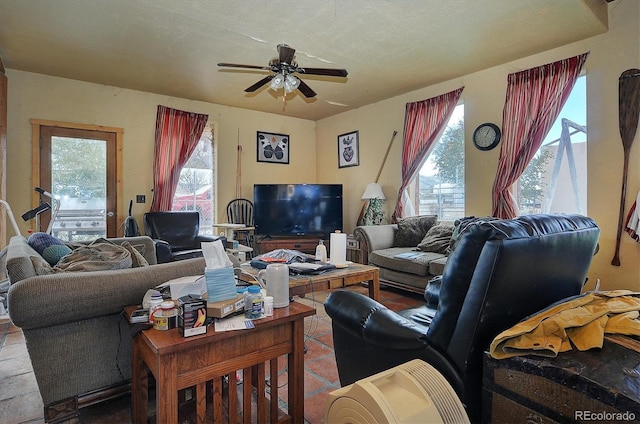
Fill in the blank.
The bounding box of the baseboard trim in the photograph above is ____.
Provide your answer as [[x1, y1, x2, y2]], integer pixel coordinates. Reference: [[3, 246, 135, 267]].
[[44, 381, 131, 423]]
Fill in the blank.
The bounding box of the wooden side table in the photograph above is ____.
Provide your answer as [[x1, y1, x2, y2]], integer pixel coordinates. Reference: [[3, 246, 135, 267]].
[[346, 234, 361, 263], [130, 301, 316, 423]]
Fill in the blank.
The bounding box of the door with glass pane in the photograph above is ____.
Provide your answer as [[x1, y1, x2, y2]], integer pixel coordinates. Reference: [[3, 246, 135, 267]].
[[38, 126, 117, 240]]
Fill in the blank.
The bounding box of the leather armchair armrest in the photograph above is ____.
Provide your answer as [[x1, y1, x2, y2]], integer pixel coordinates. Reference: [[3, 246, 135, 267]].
[[325, 290, 428, 349], [194, 235, 227, 246], [152, 239, 173, 264], [325, 289, 465, 396]]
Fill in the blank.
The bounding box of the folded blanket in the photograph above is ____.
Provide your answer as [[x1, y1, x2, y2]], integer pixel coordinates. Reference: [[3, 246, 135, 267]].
[[55, 242, 132, 272], [490, 290, 640, 359]]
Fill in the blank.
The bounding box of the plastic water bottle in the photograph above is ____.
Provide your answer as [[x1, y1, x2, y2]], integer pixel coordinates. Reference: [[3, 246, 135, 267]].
[[315, 239, 327, 262], [244, 285, 263, 319]]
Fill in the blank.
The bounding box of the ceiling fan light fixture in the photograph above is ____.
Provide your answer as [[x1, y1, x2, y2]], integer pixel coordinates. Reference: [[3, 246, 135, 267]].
[[219, 44, 347, 100], [284, 74, 300, 93], [270, 73, 285, 90]]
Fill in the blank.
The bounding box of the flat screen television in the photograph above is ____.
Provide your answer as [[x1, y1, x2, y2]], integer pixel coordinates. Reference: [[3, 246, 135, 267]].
[[253, 184, 343, 237]]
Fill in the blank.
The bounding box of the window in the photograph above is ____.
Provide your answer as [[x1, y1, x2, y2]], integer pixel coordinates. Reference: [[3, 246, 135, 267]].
[[171, 123, 216, 234], [410, 104, 465, 221], [33, 121, 122, 240], [517, 76, 586, 215]]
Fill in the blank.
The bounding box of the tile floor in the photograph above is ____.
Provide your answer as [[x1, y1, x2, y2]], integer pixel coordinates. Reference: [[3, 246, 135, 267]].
[[0, 285, 422, 424]]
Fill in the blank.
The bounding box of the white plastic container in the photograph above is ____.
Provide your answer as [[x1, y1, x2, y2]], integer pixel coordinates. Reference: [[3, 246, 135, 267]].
[[264, 296, 274, 316], [315, 239, 327, 262], [148, 293, 163, 324]]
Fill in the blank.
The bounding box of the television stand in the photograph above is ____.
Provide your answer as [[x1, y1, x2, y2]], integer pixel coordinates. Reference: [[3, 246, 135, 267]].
[[257, 236, 328, 255]]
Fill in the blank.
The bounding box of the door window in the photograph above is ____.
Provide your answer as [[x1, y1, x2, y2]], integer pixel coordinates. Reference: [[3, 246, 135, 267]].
[[35, 122, 121, 240]]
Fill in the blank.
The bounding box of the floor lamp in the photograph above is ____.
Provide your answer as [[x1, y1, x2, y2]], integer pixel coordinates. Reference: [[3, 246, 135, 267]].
[[360, 183, 386, 225]]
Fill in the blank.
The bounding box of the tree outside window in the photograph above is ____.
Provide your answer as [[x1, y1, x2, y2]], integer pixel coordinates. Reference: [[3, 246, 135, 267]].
[[413, 104, 465, 221], [517, 76, 586, 215]]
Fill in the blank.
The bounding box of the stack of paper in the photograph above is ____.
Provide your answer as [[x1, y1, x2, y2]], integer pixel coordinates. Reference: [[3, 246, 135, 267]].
[[205, 267, 237, 302]]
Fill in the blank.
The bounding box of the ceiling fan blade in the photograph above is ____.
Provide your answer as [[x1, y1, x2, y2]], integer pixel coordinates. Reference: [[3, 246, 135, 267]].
[[218, 63, 271, 71], [297, 79, 317, 98], [297, 67, 348, 77], [277, 44, 296, 64], [244, 75, 274, 92]]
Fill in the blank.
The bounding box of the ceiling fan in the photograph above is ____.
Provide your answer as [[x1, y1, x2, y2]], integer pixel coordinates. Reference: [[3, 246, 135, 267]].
[[217, 44, 348, 98]]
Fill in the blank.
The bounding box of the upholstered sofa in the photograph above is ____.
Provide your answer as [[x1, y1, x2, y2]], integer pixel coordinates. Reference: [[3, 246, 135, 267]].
[[354, 215, 453, 294], [5, 235, 207, 422], [326, 214, 600, 422]]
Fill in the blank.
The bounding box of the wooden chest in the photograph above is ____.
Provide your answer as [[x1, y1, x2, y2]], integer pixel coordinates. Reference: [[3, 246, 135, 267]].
[[483, 335, 640, 423]]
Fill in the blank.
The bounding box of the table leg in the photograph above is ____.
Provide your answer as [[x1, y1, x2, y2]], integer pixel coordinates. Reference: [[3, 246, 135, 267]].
[[155, 353, 179, 424], [369, 269, 380, 301], [131, 337, 148, 424], [288, 318, 305, 422]]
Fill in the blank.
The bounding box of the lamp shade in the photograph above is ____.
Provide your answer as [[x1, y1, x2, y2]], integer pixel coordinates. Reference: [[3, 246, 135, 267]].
[[361, 183, 386, 200], [284, 74, 300, 93]]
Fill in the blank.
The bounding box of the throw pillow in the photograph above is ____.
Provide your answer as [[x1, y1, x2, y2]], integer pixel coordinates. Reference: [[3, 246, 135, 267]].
[[30, 255, 54, 275], [121, 241, 149, 268], [417, 223, 454, 254], [28, 232, 72, 265], [394, 215, 438, 247]]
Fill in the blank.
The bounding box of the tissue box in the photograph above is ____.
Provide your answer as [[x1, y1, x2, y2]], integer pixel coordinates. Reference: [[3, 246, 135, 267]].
[[178, 294, 207, 337], [205, 267, 237, 303], [160, 275, 206, 300], [207, 294, 245, 319]]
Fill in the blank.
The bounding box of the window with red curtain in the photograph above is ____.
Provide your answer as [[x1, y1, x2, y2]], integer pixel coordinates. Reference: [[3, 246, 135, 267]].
[[491, 52, 589, 219], [150, 105, 209, 212], [391, 87, 464, 222]]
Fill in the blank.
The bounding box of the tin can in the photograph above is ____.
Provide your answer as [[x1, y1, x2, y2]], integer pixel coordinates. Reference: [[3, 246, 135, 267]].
[[153, 301, 176, 330]]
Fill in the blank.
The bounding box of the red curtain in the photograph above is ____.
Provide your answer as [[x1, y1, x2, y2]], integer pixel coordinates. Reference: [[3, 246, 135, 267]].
[[391, 87, 464, 222], [150, 105, 209, 212], [491, 52, 589, 218]]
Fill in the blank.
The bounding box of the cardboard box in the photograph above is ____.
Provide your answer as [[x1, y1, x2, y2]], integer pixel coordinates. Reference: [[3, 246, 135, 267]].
[[157, 275, 207, 300], [207, 294, 245, 319], [178, 294, 207, 337]]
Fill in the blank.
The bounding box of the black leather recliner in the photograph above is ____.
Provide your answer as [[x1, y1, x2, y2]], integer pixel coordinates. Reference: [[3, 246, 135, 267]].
[[143, 211, 226, 263], [324, 214, 600, 422]]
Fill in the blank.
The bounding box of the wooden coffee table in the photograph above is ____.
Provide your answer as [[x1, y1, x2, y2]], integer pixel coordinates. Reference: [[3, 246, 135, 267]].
[[130, 301, 316, 424], [239, 262, 380, 301]]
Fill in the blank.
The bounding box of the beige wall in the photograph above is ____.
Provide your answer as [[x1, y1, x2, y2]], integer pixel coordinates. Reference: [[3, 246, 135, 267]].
[[316, 0, 640, 291], [4, 1, 639, 291], [5, 71, 316, 236]]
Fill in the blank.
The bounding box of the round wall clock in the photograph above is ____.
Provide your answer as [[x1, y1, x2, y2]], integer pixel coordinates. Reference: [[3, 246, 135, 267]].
[[473, 123, 501, 151]]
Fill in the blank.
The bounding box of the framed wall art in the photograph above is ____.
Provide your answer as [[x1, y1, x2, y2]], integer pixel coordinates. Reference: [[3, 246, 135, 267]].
[[338, 130, 359, 168], [257, 131, 289, 164]]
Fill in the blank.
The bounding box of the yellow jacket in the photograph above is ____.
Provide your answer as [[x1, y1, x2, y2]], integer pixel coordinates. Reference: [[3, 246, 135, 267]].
[[489, 290, 640, 359]]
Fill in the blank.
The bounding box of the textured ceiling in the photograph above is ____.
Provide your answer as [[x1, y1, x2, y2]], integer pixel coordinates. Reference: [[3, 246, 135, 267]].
[[0, 0, 609, 121]]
